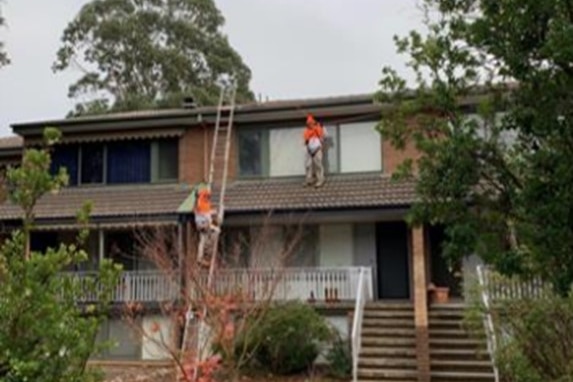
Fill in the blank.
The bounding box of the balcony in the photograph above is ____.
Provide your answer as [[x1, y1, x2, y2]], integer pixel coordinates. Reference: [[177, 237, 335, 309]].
[[67, 267, 374, 304]]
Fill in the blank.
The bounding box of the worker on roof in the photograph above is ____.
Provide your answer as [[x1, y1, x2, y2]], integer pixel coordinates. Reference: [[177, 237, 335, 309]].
[[303, 114, 326, 187]]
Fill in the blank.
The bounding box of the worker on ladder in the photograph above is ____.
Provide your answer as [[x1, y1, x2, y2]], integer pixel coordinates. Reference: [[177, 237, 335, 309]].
[[304, 114, 326, 188], [194, 183, 220, 267]]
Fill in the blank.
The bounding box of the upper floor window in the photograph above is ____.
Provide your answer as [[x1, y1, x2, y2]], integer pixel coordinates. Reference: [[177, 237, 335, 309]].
[[236, 121, 380, 178], [50, 138, 178, 186]]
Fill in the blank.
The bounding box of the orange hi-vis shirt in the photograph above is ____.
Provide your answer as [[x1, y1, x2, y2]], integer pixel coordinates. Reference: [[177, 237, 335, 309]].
[[303, 123, 325, 143], [195, 189, 212, 215]]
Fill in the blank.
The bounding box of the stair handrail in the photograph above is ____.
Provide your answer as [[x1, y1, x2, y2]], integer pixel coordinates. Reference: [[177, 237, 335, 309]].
[[477, 265, 500, 382], [351, 267, 369, 382]]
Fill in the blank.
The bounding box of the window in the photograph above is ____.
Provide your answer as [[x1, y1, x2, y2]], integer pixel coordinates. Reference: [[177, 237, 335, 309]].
[[284, 225, 319, 267], [152, 139, 178, 182], [95, 319, 140, 360], [269, 127, 305, 177], [81, 143, 105, 184], [50, 138, 179, 186], [322, 125, 339, 174], [107, 141, 151, 184], [51, 145, 79, 185], [238, 129, 268, 177], [339, 122, 381, 173]]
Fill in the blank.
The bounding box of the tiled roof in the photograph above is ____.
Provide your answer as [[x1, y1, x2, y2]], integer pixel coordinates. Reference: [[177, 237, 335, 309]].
[[223, 173, 417, 212], [0, 174, 417, 222], [0, 184, 191, 221], [0, 136, 23, 149]]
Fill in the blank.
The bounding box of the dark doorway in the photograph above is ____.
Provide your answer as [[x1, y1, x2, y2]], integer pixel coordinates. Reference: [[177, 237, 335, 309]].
[[428, 225, 462, 298], [376, 222, 410, 299]]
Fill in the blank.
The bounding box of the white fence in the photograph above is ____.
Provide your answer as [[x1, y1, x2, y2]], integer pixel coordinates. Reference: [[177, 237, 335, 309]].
[[477, 265, 550, 302]]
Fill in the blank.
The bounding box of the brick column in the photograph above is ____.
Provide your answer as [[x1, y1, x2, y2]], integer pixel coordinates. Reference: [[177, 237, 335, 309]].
[[412, 226, 430, 382]]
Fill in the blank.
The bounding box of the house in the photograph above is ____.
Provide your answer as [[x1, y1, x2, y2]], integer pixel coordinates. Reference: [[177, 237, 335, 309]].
[[0, 94, 492, 382]]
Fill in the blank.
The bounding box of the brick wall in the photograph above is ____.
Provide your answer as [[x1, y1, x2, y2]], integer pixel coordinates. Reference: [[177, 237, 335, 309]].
[[178, 127, 207, 185], [382, 139, 421, 174], [412, 226, 430, 382]]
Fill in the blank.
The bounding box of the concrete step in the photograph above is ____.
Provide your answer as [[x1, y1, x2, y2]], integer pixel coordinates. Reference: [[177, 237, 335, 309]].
[[429, 310, 465, 319], [430, 348, 491, 360], [358, 368, 418, 380], [431, 370, 495, 381], [365, 302, 413, 310], [360, 347, 416, 358], [362, 327, 415, 338], [429, 328, 472, 338], [359, 357, 417, 369], [429, 318, 465, 329], [363, 310, 414, 319], [362, 337, 416, 347], [432, 359, 494, 372], [430, 338, 486, 349], [363, 318, 415, 328]]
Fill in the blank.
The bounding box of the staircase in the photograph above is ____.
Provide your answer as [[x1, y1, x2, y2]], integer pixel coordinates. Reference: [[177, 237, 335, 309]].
[[358, 302, 418, 382], [429, 304, 495, 382]]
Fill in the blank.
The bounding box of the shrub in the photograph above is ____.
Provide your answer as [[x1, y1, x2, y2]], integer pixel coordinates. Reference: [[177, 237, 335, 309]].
[[325, 333, 352, 379], [248, 302, 332, 375]]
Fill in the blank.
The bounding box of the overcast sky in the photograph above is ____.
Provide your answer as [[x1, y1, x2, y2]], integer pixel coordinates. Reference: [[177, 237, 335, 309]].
[[0, 0, 423, 137]]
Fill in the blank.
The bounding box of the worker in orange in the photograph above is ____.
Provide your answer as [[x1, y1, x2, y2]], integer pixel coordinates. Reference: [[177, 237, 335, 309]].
[[194, 184, 220, 266], [303, 114, 326, 187]]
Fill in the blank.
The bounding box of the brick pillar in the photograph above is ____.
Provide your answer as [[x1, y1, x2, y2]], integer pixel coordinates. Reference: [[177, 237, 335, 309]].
[[412, 226, 430, 382]]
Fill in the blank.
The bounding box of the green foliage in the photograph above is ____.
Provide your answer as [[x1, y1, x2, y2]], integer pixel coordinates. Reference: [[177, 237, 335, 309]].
[[0, 128, 120, 381], [495, 296, 573, 382], [379, 0, 573, 296], [0, 4, 8, 68], [247, 302, 332, 375], [53, 0, 254, 116], [325, 333, 352, 380], [7, 128, 68, 230]]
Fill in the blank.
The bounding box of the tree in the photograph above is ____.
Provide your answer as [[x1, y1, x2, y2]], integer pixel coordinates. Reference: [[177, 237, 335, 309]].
[[378, 0, 573, 296], [0, 128, 120, 381], [0, 3, 9, 68], [53, 0, 254, 116]]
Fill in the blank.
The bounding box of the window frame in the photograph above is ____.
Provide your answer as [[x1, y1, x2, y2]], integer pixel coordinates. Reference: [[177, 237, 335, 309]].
[[51, 138, 180, 187], [151, 140, 179, 183]]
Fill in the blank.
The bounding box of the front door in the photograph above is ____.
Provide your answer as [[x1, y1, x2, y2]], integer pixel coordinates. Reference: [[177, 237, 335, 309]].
[[376, 222, 410, 299]]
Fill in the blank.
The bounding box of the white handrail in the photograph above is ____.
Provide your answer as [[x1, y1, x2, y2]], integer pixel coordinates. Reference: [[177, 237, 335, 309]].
[[477, 265, 500, 382], [351, 267, 369, 382]]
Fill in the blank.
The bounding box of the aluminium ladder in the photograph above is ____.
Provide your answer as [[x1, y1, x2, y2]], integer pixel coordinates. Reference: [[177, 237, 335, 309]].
[[180, 83, 237, 367]]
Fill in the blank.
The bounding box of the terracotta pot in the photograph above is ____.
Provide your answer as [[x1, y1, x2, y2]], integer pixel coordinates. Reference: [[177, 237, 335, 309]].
[[432, 287, 450, 304]]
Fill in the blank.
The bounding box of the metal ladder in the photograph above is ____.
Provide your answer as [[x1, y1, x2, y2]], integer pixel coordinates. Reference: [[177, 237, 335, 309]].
[[180, 83, 237, 366]]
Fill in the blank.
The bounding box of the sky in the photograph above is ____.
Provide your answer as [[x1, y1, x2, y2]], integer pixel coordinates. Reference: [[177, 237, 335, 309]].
[[0, 0, 424, 137]]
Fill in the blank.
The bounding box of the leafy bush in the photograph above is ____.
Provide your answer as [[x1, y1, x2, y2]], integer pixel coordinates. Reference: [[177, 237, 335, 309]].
[[247, 302, 332, 375], [325, 333, 352, 379], [494, 296, 573, 382]]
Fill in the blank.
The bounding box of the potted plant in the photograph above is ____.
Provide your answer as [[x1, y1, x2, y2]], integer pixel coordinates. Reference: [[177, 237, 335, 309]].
[[427, 283, 450, 304]]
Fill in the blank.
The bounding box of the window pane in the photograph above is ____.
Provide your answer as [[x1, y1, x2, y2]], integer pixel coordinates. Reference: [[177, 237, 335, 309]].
[[340, 122, 381, 173], [158, 140, 178, 180], [269, 127, 305, 177], [81, 144, 104, 184], [51, 145, 78, 185], [284, 225, 318, 267], [108, 319, 140, 359], [323, 125, 339, 174], [238, 130, 263, 176], [107, 141, 151, 184]]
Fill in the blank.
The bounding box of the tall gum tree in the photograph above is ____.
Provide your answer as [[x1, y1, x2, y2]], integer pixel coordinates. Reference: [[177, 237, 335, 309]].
[[378, 0, 573, 296], [54, 0, 254, 116]]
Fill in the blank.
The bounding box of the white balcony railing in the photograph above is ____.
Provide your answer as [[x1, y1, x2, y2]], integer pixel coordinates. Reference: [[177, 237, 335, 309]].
[[65, 270, 180, 303], [66, 267, 374, 304], [193, 267, 374, 302]]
